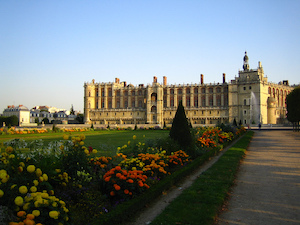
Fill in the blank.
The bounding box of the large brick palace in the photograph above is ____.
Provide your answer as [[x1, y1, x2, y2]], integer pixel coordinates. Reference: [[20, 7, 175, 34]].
[[84, 53, 294, 126]]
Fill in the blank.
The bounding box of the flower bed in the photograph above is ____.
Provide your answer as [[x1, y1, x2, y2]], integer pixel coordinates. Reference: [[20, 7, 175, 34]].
[[0, 126, 246, 225]]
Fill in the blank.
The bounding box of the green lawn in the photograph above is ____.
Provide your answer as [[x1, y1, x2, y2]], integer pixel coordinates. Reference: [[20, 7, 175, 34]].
[[0, 129, 169, 156], [150, 131, 254, 225]]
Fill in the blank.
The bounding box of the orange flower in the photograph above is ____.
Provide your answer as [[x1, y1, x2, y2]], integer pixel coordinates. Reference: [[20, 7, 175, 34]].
[[124, 189, 129, 194], [26, 214, 35, 220], [115, 166, 121, 171], [104, 176, 111, 182], [138, 181, 144, 187], [17, 211, 26, 218], [127, 179, 134, 183], [114, 184, 121, 191], [116, 173, 121, 178], [110, 191, 115, 196]]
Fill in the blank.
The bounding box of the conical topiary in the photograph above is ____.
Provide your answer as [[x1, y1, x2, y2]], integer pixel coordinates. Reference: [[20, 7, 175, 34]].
[[169, 101, 193, 150]]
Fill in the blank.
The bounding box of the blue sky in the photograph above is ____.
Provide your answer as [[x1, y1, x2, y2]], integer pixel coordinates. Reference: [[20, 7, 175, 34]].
[[1, 0, 299, 113]]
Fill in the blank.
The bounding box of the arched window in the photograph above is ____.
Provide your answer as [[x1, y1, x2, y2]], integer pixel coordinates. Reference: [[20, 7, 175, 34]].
[[151, 106, 157, 112], [151, 93, 157, 101]]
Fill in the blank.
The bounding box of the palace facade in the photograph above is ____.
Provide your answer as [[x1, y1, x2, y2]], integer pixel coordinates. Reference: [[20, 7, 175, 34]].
[[84, 53, 294, 126]]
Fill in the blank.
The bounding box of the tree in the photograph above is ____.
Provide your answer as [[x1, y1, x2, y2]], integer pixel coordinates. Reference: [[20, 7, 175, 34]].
[[42, 117, 50, 124], [34, 118, 39, 125], [233, 118, 237, 127], [169, 101, 195, 157], [7, 116, 18, 127], [75, 114, 84, 124], [286, 86, 300, 131], [70, 104, 75, 115]]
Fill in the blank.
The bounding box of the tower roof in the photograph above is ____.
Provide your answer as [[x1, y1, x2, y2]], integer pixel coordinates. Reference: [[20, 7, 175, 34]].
[[243, 51, 248, 61]]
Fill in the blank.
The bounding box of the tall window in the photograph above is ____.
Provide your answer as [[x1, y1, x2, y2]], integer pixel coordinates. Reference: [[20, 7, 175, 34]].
[[202, 96, 206, 106], [217, 95, 221, 106], [194, 97, 198, 107], [209, 96, 213, 106], [186, 97, 190, 107]]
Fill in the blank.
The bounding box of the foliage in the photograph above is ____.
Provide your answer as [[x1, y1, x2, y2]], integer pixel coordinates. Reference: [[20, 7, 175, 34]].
[[169, 101, 195, 157], [42, 117, 50, 124], [75, 114, 84, 124], [233, 118, 237, 127], [286, 86, 300, 131], [0, 126, 244, 225], [0, 115, 19, 127]]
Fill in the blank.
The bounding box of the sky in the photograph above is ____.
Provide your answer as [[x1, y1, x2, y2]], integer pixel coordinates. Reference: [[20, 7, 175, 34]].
[[1, 0, 299, 113]]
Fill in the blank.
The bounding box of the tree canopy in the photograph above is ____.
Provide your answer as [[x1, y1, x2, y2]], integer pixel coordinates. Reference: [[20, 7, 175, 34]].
[[169, 101, 194, 155], [286, 86, 300, 131]]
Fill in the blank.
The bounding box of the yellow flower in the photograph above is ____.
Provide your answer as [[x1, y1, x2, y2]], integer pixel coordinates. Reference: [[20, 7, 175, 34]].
[[59, 200, 66, 207], [59, 145, 64, 150], [92, 149, 97, 154], [32, 210, 40, 217], [0, 189, 4, 197], [5, 146, 13, 153], [30, 186, 37, 193], [79, 134, 86, 141], [36, 168, 42, 177], [0, 169, 7, 179], [133, 135, 137, 140], [23, 202, 30, 210], [84, 149, 89, 154], [34, 200, 41, 207], [14, 196, 24, 206], [9, 154, 15, 159], [55, 169, 61, 173], [49, 210, 59, 219], [19, 186, 28, 195], [42, 174, 48, 181], [79, 141, 84, 146], [41, 193, 49, 198], [27, 165, 36, 173], [19, 162, 25, 167], [52, 202, 58, 207], [62, 134, 69, 140], [1, 175, 9, 183], [33, 180, 39, 186]]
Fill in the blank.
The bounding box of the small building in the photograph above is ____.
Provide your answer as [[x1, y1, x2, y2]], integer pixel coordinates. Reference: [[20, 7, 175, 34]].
[[3, 105, 30, 126]]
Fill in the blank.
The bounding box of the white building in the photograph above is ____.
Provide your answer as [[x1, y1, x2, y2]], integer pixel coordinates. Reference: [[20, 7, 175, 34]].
[[3, 105, 30, 126]]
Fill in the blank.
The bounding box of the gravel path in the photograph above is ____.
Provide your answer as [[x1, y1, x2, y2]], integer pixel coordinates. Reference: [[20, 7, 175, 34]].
[[217, 130, 300, 225]]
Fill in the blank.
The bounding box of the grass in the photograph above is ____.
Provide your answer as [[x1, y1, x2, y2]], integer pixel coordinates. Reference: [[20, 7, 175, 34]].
[[0, 130, 169, 156], [150, 131, 254, 225]]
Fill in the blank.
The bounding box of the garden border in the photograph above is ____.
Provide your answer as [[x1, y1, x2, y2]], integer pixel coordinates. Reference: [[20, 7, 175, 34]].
[[93, 133, 247, 225]]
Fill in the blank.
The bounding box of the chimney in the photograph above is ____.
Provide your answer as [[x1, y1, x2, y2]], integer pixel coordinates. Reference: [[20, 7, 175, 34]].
[[163, 76, 167, 86], [201, 74, 204, 84], [115, 78, 120, 84], [124, 82, 127, 87], [223, 73, 226, 83], [153, 76, 157, 83]]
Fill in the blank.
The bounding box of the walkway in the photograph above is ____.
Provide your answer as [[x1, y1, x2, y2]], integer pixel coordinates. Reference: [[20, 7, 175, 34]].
[[217, 131, 300, 225]]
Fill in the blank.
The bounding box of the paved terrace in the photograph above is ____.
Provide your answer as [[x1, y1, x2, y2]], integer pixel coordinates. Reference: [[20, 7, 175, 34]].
[[217, 130, 300, 225]]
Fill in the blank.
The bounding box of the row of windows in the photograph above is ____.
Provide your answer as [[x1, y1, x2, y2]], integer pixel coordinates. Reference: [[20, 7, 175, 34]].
[[88, 87, 229, 97], [166, 87, 227, 95], [90, 95, 228, 109]]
